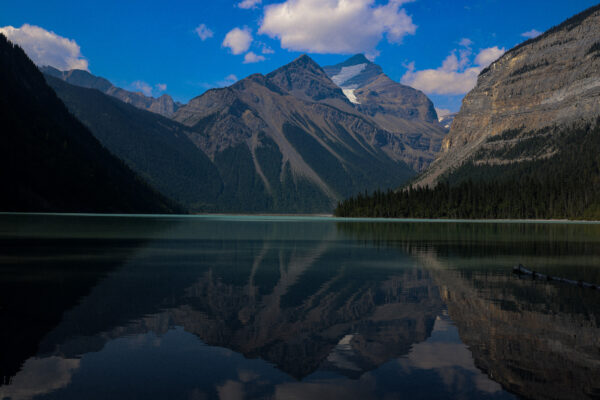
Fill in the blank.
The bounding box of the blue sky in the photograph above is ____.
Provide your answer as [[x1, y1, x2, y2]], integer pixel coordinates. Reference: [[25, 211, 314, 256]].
[[1, 0, 598, 112]]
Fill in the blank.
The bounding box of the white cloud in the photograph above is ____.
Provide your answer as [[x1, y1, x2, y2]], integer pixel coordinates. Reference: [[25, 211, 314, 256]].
[[222, 27, 253, 55], [243, 51, 266, 63], [237, 0, 262, 9], [258, 0, 416, 55], [155, 83, 167, 92], [474, 46, 504, 67], [195, 24, 214, 40], [401, 41, 505, 95], [0, 24, 88, 71], [521, 29, 542, 39]]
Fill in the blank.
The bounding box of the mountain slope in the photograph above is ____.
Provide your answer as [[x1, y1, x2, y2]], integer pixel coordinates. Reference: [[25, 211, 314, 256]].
[[414, 4, 600, 187], [173, 55, 416, 212], [41, 66, 181, 118], [324, 55, 447, 171], [335, 4, 600, 220], [44, 75, 222, 210], [0, 34, 176, 213]]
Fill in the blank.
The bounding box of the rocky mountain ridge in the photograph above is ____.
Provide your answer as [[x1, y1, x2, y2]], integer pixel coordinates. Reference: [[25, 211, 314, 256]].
[[41, 66, 181, 118]]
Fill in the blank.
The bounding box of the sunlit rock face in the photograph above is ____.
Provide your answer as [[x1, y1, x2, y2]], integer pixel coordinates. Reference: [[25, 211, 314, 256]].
[[415, 5, 600, 187]]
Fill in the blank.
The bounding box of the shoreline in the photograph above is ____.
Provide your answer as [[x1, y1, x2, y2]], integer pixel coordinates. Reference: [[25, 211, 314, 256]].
[[2, 212, 600, 224]]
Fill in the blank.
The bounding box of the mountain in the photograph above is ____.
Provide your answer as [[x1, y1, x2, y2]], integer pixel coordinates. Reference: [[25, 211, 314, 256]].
[[323, 54, 447, 171], [0, 34, 176, 213], [414, 4, 600, 188], [43, 75, 222, 211], [173, 54, 416, 212], [41, 66, 181, 118], [335, 4, 600, 219], [39, 53, 447, 213], [437, 112, 457, 130]]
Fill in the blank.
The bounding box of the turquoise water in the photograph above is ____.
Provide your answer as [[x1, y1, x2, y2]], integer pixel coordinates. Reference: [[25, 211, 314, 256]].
[[1, 214, 599, 399]]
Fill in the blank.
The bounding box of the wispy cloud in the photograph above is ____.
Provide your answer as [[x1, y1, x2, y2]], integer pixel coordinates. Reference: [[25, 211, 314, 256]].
[[0, 24, 88, 71], [195, 24, 214, 41], [258, 42, 275, 54], [217, 74, 238, 87], [237, 0, 262, 9], [130, 81, 153, 96], [521, 29, 542, 39], [129, 81, 168, 97]]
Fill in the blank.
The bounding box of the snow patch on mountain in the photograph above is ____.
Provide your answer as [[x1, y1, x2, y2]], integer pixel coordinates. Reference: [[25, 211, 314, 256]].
[[342, 89, 360, 104], [331, 64, 367, 86]]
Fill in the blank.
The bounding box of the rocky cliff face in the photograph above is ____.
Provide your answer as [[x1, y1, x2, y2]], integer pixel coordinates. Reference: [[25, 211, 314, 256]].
[[415, 4, 600, 187], [41, 66, 181, 118], [324, 55, 446, 171]]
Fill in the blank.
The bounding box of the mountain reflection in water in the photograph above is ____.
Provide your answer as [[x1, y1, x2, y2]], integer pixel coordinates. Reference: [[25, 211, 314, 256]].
[[0, 215, 599, 399]]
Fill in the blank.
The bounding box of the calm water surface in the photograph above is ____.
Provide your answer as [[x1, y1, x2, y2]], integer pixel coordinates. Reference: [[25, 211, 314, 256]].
[[1, 214, 599, 400]]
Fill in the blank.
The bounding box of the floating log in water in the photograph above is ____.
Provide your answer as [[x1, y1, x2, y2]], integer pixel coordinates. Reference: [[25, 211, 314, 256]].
[[512, 264, 600, 290]]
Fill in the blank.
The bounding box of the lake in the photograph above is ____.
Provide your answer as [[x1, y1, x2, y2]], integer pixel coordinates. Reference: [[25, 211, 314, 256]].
[[1, 214, 599, 400]]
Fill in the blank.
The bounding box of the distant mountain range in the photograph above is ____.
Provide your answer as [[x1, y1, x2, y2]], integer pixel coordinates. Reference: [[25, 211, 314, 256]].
[[336, 4, 600, 220], [41, 66, 181, 118], [0, 34, 176, 213], [35, 51, 447, 213]]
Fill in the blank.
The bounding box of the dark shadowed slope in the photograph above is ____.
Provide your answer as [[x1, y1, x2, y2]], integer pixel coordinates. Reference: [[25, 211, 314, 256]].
[[44, 75, 222, 211], [0, 34, 177, 213]]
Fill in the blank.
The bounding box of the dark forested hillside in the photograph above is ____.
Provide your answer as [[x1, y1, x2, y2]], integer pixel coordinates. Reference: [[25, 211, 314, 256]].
[[45, 75, 222, 211], [0, 34, 177, 213], [335, 121, 600, 220]]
